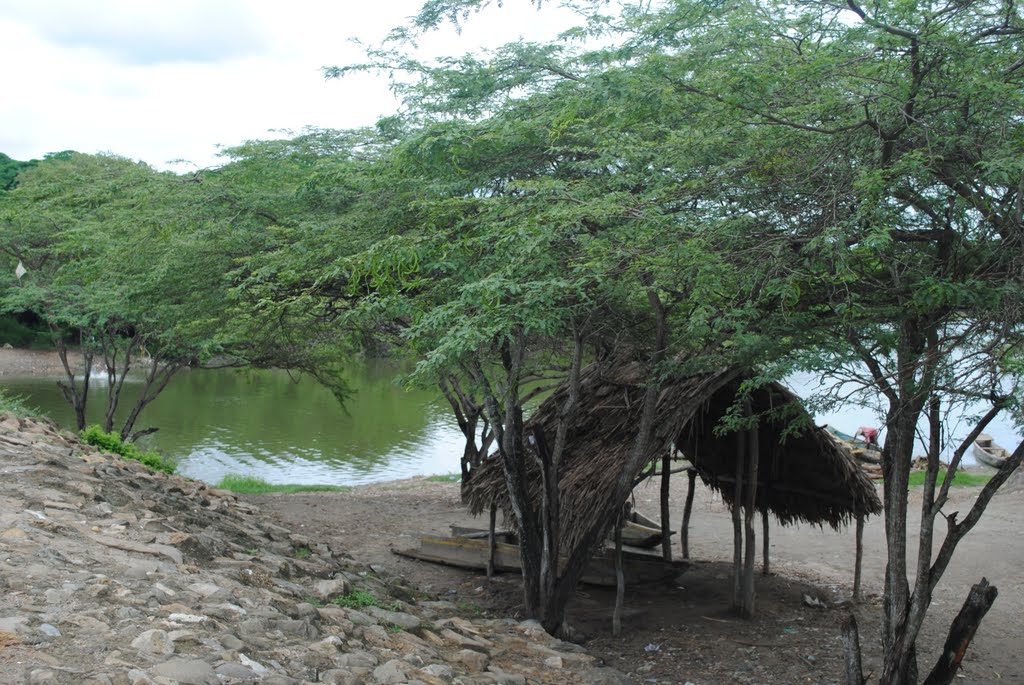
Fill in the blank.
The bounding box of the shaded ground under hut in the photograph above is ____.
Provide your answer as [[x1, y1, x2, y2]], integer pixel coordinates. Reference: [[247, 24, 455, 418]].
[[464, 359, 882, 617]]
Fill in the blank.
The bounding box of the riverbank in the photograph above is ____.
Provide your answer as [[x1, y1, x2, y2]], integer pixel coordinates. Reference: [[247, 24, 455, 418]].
[[0, 347, 84, 377], [0, 413, 627, 685]]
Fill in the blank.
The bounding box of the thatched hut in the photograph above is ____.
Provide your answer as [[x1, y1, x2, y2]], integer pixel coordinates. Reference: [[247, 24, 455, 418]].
[[464, 359, 882, 554]]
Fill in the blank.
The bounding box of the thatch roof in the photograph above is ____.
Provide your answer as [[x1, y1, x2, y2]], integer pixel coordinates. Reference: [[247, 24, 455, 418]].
[[464, 360, 882, 554], [675, 379, 882, 528]]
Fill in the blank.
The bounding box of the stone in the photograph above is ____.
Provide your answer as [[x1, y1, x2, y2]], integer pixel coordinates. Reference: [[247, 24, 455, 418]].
[[0, 615, 30, 634], [214, 662, 256, 679], [167, 613, 208, 624], [149, 658, 218, 684], [28, 669, 59, 684], [219, 633, 245, 650], [131, 629, 175, 656], [372, 659, 409, 684], [127, 673, 158, 685], [313, 577, 352, 601], [333, 651, 378, 669], [365, 606, 421, 631], [238, 653, 269, 675], [38, 623, 61, 637], [319, 669, 358, 685], [453, 649, 490, 673], [421, 663, 454, 678], [544, 656, 563, 669]]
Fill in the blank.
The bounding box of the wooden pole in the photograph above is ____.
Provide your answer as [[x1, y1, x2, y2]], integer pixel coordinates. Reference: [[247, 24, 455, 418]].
[[731, 432, 746, 611], [741, 407, 759, 618], [486, 501, 497, 580], [612, 512, 625, 637], [682, 468, 696, 560], [761, 508, 770, 576], [853, 513, 864, 602], [660, 451, 672, 562]]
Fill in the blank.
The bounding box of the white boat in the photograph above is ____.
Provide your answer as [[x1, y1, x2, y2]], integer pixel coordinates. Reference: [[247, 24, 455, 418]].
[[973, 434, 1012, 469]]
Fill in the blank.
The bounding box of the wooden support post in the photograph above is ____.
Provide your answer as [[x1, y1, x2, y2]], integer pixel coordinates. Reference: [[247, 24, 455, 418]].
[[660, 451, 672, 562], [761, 508, 770, 576], [853, 514, 864, 602], [682, 468, 696, 560], [731, 432, 746, 611], [486, 501, 497, 580], [741, 413, 759, 618], [612, 512, 625, 637]]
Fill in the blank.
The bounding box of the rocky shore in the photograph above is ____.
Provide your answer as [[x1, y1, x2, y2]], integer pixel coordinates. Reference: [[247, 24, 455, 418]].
[[0, 412, 627, 685]]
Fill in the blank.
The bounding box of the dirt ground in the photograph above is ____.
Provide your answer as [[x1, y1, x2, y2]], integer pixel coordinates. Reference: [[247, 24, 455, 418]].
[[249, 474, 1023, 685]]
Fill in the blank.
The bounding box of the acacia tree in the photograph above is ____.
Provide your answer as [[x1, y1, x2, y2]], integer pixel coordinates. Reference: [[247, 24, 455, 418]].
[[0, 153, 229, 439], [598, 1, 1024, 682]]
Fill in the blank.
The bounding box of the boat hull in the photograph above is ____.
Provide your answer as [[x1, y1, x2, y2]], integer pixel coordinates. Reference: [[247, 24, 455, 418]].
[[395, 535, 686, 587]]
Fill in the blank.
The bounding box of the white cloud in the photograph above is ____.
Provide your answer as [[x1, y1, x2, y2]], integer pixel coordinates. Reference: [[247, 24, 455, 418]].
[[0, 0, 579, 169]]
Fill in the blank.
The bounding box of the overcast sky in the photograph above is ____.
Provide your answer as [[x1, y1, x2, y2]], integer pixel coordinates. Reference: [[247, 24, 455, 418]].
[[0, 0, 576, 170]]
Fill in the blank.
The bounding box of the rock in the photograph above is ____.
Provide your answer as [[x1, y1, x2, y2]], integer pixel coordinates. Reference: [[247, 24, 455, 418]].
[[149, 658, 218, 684], [28, 669, 59, 684], [166, 612, 209, 624], [214, 662, 256, 679], [544, 656, 563, 669], [453, 648, 490, 672], [313, 577, 352, 601], [219, 633, 245, 651], [319, 669, 359, 685], [131, 629, 175, 656], [333, 651, 378, 669], [365, 606, 421, 631], [421, 663, 454, 678], [238, 653, 269, 675], [0, 615, 30, 634], [38, 623, 61, 638], [372, 659, 410, 684]]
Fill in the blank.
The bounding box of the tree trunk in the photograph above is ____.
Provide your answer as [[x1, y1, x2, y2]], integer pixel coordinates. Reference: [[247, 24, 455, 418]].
[[486, 501, 497, 580], [841, 613, 867, 685], [613, 512, 624, 637], [761, 509, 770, 576], [922, 579, 998, 685], [731, 430, 746, 612], [660, 451, 672, 562], [682, 468, 696, 560]]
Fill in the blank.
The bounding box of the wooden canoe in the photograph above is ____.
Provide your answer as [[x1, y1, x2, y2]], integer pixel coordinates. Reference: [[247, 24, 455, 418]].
[[452, 518, 674, 550], [973, 434, 1012, 469], [395, 534, 686, 587]]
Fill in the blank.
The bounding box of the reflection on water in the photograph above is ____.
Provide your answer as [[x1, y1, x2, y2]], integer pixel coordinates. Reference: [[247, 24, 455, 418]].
[[3, 361, 1018, 485], [1, 360, 464, 486]]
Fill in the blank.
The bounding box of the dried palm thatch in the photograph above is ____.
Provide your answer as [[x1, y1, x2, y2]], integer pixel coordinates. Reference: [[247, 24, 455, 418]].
[[464, 360, 881, 555], [676, 380, 883, 528]]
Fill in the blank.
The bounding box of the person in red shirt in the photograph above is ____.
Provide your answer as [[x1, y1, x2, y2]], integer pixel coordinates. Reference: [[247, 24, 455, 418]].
[[854, 426, 880, 448]]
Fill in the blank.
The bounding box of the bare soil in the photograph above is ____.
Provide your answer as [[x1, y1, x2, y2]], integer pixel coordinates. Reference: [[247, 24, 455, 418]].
[[249, 474, 1023, 685]]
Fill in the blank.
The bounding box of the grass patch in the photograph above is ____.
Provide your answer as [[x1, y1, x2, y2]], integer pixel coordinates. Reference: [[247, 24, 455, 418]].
[[907, 470, 993, 487], [0, 389, 37, 417], [81, 425, 175, 474], [426, 473, 461, 483], [294, 547, 311, 559], [332, 589, 400, 612], [215, 474, 351, 495]]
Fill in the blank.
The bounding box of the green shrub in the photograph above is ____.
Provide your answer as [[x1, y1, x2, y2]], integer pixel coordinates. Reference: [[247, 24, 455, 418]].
[[0, 389, 33, 417], [81, 425, 175, 474], [331, 589, 400, 611]]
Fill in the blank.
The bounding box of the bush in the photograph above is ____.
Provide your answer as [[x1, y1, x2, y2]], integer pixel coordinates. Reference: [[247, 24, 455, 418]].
[[0, 389, 33, 416], [80, 425, 175, 474]]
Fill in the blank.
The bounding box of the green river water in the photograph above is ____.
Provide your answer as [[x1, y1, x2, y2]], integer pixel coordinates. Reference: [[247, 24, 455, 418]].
[[1, 360, 463, 487]]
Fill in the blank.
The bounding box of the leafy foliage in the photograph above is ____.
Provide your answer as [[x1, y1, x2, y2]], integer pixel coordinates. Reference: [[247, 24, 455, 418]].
[[80, 425, 175, 474]]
